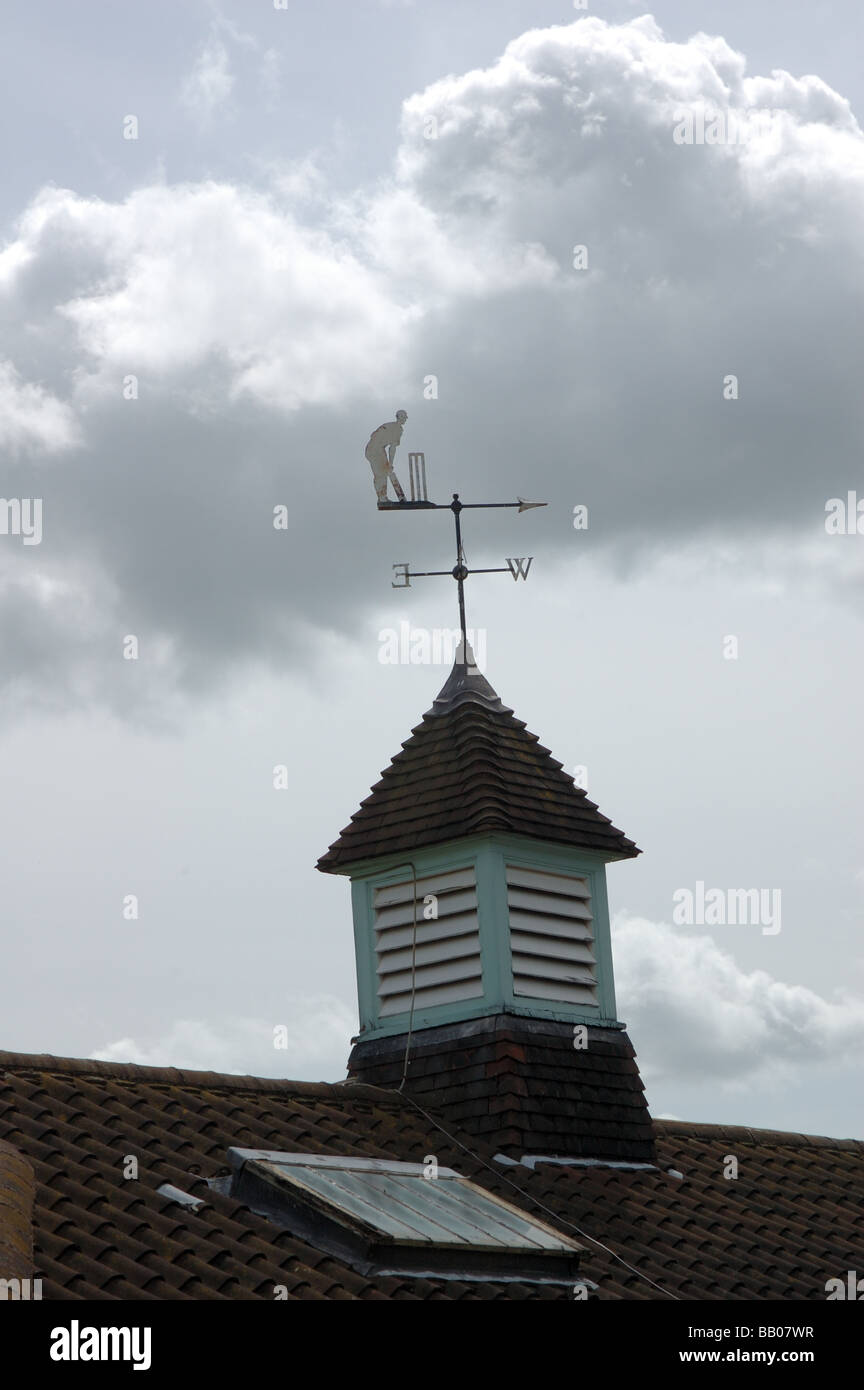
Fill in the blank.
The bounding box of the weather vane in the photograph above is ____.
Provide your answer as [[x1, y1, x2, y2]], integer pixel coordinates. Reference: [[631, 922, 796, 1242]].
[[364, 409, 546, 654]]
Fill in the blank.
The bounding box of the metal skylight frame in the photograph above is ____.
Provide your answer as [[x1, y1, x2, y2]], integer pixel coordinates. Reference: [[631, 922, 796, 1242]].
[[227, 1150, 583, 1284]]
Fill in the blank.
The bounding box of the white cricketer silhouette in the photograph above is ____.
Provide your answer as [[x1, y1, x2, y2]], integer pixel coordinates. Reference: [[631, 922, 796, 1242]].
[[365, 410, 408, 506]]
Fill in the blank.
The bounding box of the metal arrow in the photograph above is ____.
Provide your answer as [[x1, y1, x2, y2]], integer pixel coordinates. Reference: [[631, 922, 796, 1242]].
[[388, 492, 546, 654]]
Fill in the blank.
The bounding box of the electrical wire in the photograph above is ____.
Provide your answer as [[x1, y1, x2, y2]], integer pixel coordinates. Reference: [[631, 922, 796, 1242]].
[[379, 861, 420, 1091], [350, 1077, 680, 1301], [363, 866, 678, 1297]]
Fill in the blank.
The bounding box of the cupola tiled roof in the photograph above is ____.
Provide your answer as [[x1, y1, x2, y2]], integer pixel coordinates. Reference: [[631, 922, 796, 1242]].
[[317, 648, 639, 872]]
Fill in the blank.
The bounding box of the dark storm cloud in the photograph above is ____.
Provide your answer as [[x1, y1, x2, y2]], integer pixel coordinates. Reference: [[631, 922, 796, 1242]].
[[1, 16, 862, 710]]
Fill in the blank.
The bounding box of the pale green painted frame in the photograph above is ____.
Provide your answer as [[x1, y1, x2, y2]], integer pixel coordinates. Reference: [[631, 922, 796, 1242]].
[[341, 832, 626, 1042]]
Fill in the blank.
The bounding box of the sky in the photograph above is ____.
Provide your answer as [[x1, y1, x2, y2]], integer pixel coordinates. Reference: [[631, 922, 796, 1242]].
[[0, 0, 861, 1139]]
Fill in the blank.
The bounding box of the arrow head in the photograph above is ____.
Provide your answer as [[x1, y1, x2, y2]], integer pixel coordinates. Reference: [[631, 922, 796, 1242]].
[[517, 498, 548, 512]]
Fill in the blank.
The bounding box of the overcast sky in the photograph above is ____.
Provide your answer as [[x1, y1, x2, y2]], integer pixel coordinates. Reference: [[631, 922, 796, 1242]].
[[1, 1, 861, 1140]]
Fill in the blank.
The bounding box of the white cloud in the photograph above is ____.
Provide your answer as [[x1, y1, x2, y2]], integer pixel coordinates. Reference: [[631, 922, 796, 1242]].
[[42, 181, 412, 410], [180, 18, 283, 125], [88, 922, 864, 1093], [91, 996, 357, 1081], [181, 36, 235, 124], [613, 914, 864, 1088], [0, 359, 80, 455], [0, 15, 862, 706]]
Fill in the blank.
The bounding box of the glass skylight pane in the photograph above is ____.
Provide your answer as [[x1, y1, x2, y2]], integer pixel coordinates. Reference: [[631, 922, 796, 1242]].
[[290, 1167, 459, 1244], [386, 1173, 545, 1249], [420, 1179, 570, 1251], [228, 1150, 579, 1259]]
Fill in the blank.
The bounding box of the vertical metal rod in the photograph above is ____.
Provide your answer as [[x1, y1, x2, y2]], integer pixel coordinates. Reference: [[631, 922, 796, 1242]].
[[452, 494, 467, 658]]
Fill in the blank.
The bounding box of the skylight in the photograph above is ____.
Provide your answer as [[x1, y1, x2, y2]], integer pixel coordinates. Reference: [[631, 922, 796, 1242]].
[[227, 1150, 582, 1283]]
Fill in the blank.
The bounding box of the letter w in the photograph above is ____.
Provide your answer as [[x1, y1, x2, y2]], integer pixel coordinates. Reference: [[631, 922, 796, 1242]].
[[506, 557, 533, 581]]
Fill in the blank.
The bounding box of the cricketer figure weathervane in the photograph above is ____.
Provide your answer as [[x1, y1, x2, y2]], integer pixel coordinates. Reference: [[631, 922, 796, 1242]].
[[365, 409, 411, 507], [364, 411, 547, 654]]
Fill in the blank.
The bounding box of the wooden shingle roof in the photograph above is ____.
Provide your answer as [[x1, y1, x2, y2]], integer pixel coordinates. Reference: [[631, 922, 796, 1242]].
[[318, 656, 639, 872], [348, 1017, 657, 1164]]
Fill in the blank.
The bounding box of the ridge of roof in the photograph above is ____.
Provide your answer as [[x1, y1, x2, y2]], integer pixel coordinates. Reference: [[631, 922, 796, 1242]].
[[653, 1118, 864, 1151], [424, 644, 512, 716], [0, 1050, 403, 1105], [1, 1051, 857, 1153]]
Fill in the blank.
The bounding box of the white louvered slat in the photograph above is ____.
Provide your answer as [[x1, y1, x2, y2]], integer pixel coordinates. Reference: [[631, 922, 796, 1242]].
[[509, 931, 594, 964], [507, 886, 592, 922], [374, 867, 475, 907], [379, 933, 481, 975], [378, 976, 484, 1016], [377, 912, 479, 953], [374, 868, 483, 1017], [514, 977, 596, 1005], [506, 866, 590, 896], [507, 909, 593, 942], [379, 955, 484, 998], [374, 888, 478, 931], [506, 865, 598, 1006], [512, 954, 596, 985]]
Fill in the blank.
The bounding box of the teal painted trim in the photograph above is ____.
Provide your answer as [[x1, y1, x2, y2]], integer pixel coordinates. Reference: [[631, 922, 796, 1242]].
[[588, 864, 618, 1022], [354, 998, 613, 1043], [474, 843, 511, 1007], [472, 831, 616, 875], [335, 834, 500, 882], [343, 829, 627, 1042], [330, 827, 630, 880], [350, 842, 487, 1037], [488, 834, 620, 1025], [350, 878, 377, 1032], [480, 842, 518, 1011], [363, 843, 480, 884]]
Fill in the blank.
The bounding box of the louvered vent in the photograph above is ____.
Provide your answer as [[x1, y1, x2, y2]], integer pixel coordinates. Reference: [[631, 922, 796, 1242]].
[[506, 865, 597, 1006], [374, 867, 483, 1018]]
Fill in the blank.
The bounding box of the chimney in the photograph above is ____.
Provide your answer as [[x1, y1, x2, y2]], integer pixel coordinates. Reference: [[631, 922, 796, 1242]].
[[318, 646, 654, 1163]]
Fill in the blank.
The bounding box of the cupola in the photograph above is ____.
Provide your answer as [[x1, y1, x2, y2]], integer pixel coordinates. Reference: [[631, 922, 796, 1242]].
[[318, 645, 655, 1164]]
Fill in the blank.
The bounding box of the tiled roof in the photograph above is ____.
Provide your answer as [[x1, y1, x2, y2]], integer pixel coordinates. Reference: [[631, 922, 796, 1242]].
[[524, 1120, 864, 1301], [1, 1050, 860, 1301], [317, 662, 639, 871]]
